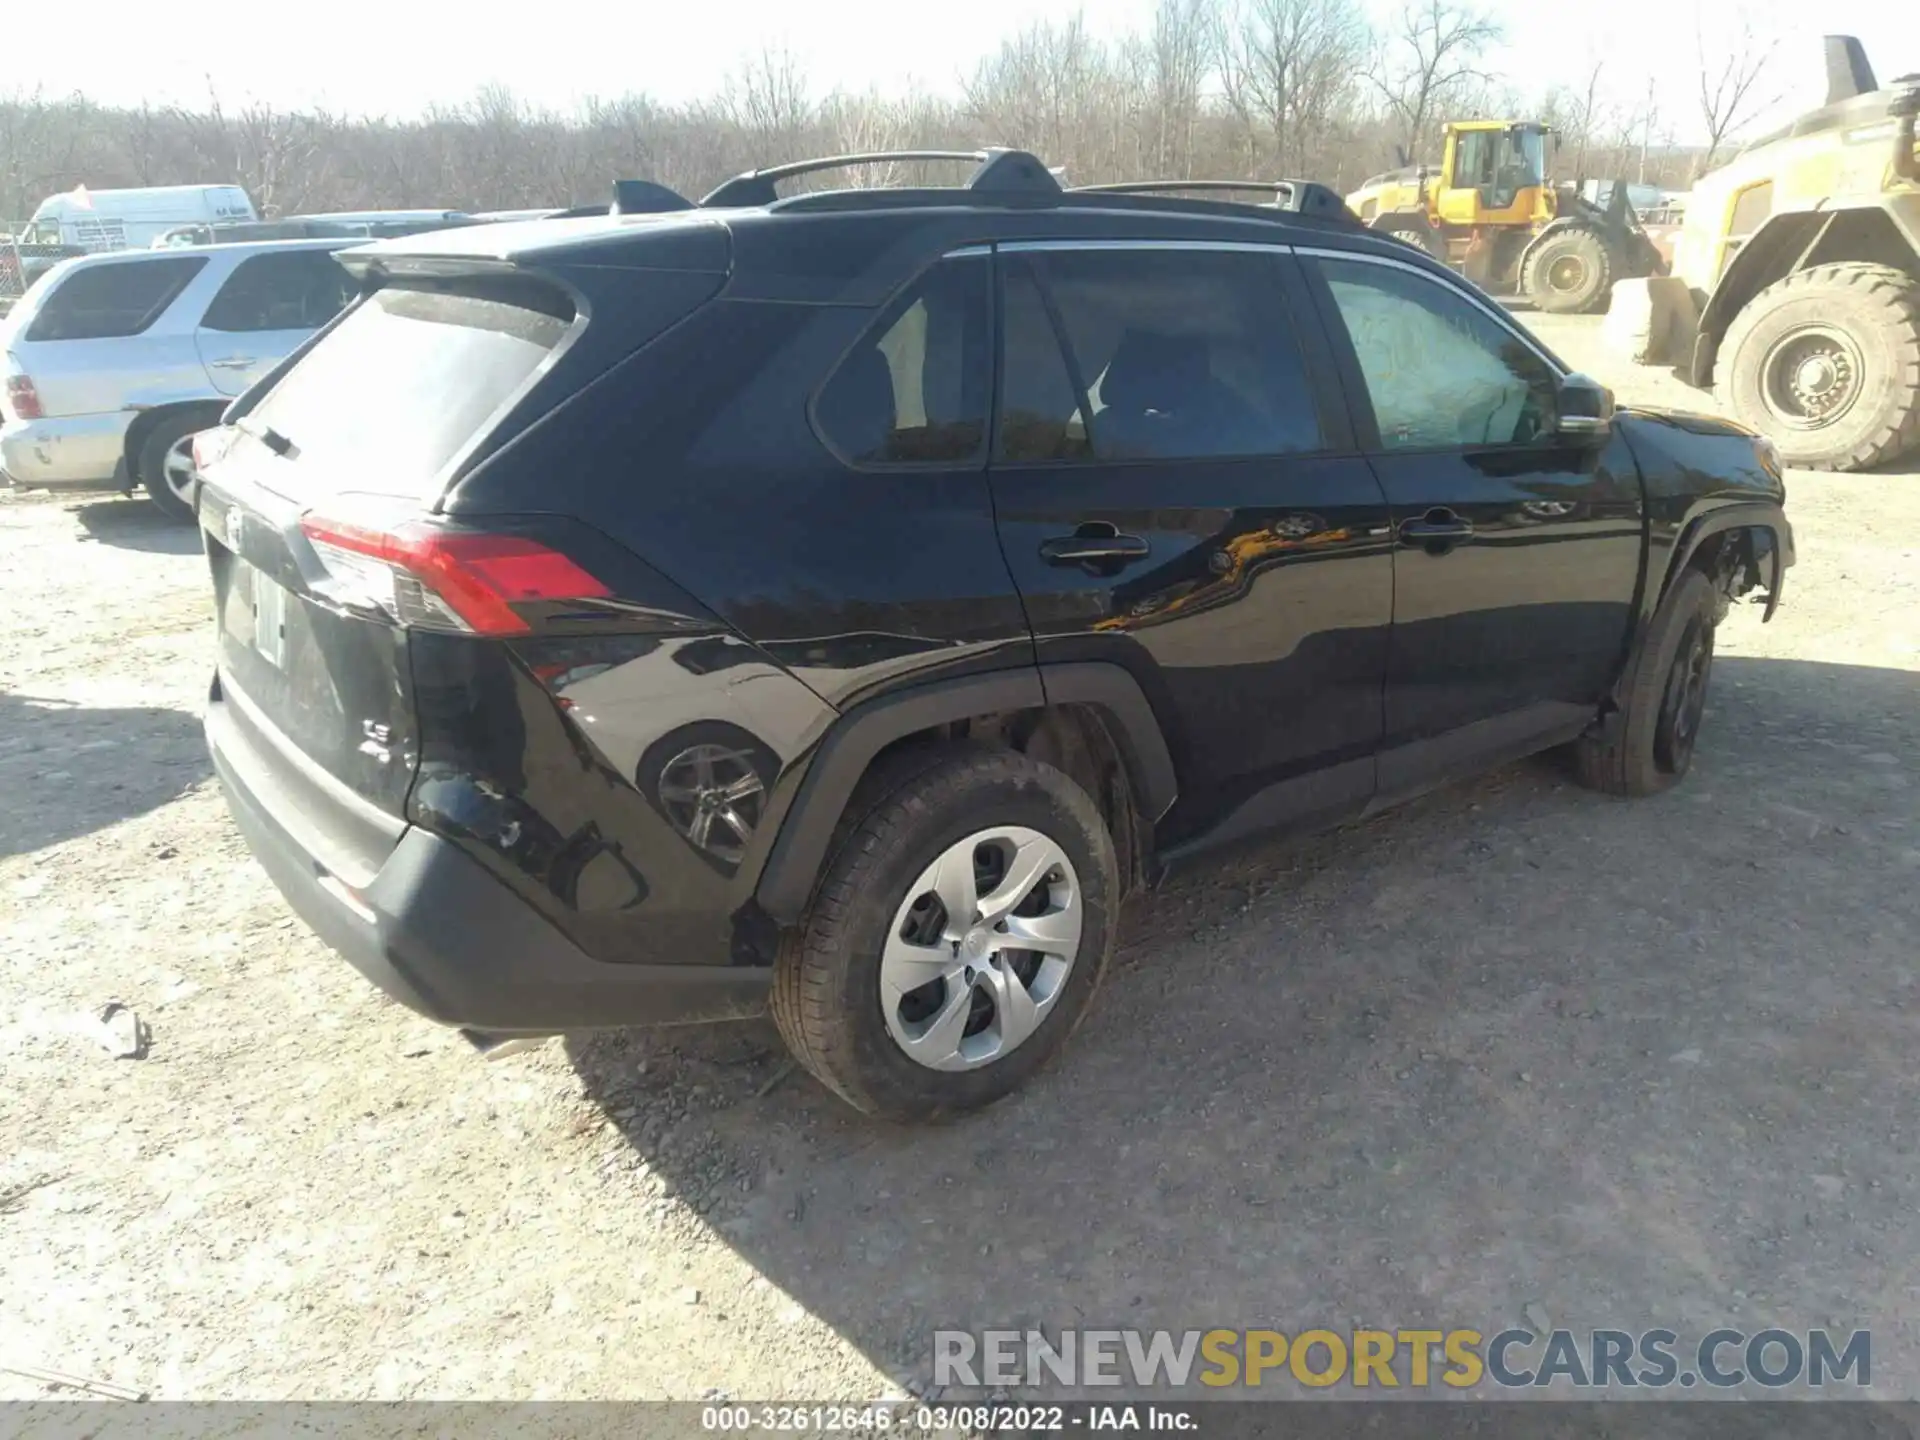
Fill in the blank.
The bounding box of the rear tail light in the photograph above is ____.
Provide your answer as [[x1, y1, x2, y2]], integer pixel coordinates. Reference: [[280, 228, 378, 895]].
[[192, 426, 236, 472], [4, 371, 43, 420], [298, 511, 610, 636]]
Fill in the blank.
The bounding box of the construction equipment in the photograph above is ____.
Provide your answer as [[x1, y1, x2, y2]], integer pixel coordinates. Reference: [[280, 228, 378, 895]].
[[1346, 120, 1664, 313], [1623, 36, 1920, 472]]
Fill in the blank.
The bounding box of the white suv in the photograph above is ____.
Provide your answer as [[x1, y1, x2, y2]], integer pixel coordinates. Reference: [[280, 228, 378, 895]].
[[0, 238, 356, 518]]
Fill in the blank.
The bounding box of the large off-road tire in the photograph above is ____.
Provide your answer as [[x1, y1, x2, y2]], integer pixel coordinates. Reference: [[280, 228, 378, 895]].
[[1377, 216, 1447, 262], [1571, 569, 1720, 798], [137, 411, 215, 522], [1522, 226, 1613, 314], [770, 745, 1118, 1122], [1715, 263, 1920, 472]]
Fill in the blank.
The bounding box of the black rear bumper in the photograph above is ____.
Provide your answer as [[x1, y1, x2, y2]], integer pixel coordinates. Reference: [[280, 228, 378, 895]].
[[208, 699, 770, 1036]]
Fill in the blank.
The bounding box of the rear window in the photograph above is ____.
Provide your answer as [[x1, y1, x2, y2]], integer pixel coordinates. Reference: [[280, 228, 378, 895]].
[[241, 277, 574, 498], [24, 256, 206, 341]]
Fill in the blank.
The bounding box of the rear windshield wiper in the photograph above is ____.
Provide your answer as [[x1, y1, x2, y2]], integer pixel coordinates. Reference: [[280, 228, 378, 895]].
[[235, 416, 298, 459]]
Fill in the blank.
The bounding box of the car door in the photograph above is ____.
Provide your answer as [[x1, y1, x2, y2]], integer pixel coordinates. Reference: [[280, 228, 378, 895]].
[[1297, 247, 1645, 794], [193, 248, 355, 395], [986, 241, 1396, 852]]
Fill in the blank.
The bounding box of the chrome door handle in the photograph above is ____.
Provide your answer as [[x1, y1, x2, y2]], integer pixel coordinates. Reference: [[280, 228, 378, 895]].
[[208, 357, 257, 370]]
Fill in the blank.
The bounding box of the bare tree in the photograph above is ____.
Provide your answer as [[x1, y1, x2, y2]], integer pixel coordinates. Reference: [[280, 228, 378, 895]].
[[722, 48, 814, 148], [1696, 21, 1778, 175], [1365, 0, 1501, 163], [1145, 0, 1216, 176], [1221, 0, 1366, 178]]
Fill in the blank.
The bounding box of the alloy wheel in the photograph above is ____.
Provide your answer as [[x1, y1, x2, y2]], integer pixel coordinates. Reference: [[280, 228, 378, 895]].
[[161, 435, 199, 506]]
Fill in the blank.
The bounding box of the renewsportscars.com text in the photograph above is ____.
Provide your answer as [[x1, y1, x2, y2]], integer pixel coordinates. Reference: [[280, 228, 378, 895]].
[[933, 1327, 1871, 1391]]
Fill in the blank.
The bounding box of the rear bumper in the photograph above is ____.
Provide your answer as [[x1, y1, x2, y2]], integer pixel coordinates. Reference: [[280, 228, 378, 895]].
[[0, 411, 134, 487], [208, 695, 771, 1036]]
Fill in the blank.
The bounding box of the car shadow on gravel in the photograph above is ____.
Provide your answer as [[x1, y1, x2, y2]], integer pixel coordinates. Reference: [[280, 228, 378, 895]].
[[567, 654, 1920, 1398], [70, 497, 201, 555], [0, 692, 211, 857]]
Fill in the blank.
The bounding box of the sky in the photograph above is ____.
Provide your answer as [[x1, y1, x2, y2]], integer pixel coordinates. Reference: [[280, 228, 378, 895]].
[[2, 0, 1911, 144]]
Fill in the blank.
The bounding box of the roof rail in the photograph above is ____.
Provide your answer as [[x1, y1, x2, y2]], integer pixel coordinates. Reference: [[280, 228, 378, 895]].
[[700, 148, 1061, 208], [1073, 178, 1355, 221], [611, 179, 694, 215]]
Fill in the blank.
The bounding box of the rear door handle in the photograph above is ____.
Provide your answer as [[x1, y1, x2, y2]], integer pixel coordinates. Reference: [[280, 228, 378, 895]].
[[1397, 508, 1474, 546], [208, 356, 258, 370], [1040, 523, 1150, 566]]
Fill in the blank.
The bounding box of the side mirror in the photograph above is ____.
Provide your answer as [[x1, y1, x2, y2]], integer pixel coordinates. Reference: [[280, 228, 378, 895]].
[[1555, 372, 1615, 441]]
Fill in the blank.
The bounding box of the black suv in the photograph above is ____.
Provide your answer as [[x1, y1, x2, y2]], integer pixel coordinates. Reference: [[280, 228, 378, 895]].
[[197, 151, 1793, 1121]]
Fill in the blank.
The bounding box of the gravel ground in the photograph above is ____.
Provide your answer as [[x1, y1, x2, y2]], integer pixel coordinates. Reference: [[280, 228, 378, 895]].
[[2, 315, 1917, 1403]]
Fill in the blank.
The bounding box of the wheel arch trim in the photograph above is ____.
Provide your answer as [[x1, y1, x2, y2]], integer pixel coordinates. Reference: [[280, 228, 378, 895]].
[[752, 663, 1176, 924], [1657, 499, 1793, 626]]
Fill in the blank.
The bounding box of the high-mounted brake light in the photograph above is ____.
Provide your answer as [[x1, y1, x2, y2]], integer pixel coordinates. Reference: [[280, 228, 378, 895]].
[[298, 512, 610, 635]]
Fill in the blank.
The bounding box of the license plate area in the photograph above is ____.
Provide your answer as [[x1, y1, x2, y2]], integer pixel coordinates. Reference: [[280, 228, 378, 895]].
[[226, 559, 289, 669]]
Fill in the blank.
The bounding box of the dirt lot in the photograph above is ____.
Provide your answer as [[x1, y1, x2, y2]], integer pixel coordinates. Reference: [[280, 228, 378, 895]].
[[3, 315, 1918, 1403]]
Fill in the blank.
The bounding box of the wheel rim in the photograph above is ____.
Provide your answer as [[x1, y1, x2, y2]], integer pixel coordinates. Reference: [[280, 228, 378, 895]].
[[1546, 253, 1589, 293], [160, 435, 199, 504], [1759, 325, 1865, 431], [1655, 618, 1713, 773], [654, 743, 764, 864], [879, 826, 1083, 1073]]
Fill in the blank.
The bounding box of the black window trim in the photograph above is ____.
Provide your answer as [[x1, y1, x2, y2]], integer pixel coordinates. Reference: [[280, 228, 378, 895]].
[[990, 237, 1348, 469], [1294, 242, 1571, 458], [807, 248, 996, 474]]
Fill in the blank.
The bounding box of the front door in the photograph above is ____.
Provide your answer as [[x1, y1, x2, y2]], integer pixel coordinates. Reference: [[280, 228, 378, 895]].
[[987, 242, 1396, 849], [1300, 249, 1645, 791]]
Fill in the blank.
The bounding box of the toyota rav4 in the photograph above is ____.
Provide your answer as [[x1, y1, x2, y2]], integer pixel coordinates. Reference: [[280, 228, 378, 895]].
[[195, 151, 1794, 1122]]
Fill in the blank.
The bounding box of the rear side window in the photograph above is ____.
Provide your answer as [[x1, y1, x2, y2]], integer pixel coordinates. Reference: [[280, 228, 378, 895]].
[[813, 257, 990, 466], [24, 256, 206, 341], [240, 277, 573, 498], [199, 250, 356, 333], [997, 248, 1324, 463]]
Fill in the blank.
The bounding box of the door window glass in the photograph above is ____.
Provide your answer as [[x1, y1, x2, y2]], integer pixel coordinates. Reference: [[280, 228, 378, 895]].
[[1317, 258, 1557, 450], [200, 250, 356, 333], [996, 257, 1091, 462], [998, 248, 1323, 462]]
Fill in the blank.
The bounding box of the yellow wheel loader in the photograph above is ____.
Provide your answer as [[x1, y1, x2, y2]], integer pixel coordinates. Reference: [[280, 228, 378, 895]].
[[1631, 37, 1920, 471], [1345, 120, 1665, 313]]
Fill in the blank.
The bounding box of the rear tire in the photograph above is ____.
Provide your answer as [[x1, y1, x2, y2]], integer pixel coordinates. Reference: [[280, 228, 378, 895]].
[[1523, 226, 1613, 314], [137, 412, 214, 522], [1715, 263, 1920, 472], [771, 745, 1118, 1121], [1571, 569, 1719, 797]]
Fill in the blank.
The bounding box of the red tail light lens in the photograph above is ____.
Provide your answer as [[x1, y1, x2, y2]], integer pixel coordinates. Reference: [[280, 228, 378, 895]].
[[192, 426, 236, 473], [5, 372, 44, 420], [298, 512, 611, 635]]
